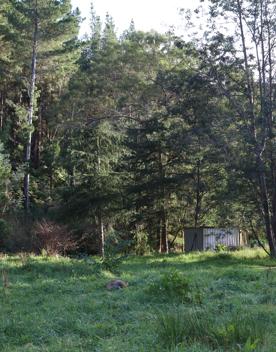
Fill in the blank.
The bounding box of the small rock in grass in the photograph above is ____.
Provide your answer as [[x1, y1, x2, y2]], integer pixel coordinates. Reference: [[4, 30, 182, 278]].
[[106, 279, 128, 290]]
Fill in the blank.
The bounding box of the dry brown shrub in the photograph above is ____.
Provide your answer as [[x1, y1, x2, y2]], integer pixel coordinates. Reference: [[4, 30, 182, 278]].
[[33, 219, 78, 256]]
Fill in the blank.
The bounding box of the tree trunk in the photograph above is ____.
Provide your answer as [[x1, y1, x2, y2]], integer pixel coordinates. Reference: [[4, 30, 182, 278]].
[[257, 156, 276, 257], [97, 135, 105, 258], [0, 91, 4, 131], [194, 160, 201, 228], [209, 0, 276, 257], [158, 147, 168, 253], [236, 0, 276, 257], [158, 218, 162, 252], [99, 209, 105, 258], [24, 5, 38, 211], [182, 230, 185, 253], [159, 208, 168, 253], [271, 218, 276, 258], [33, 99, 43, 169]]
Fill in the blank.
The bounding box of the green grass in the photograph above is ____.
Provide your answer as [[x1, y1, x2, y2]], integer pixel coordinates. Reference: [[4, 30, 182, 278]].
[[0, 249, 276, 351]]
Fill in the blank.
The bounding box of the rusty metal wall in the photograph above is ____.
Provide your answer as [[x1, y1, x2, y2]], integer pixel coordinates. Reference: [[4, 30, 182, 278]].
[[203, 228, 240, 250]]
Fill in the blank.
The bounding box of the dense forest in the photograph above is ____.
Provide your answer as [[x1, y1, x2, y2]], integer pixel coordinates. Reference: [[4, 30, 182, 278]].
[[0, 0, 276, 257]]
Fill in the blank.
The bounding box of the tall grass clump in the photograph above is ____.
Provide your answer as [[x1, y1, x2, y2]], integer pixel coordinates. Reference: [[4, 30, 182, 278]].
[[156, 308, 213, 350], [156, 308, 271, 351]]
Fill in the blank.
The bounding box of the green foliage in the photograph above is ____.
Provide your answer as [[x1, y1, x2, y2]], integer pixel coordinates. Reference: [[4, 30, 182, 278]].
[[99, 232, 130, 274], [215, 243, 228, 252], [0, 0, 81, 215], [147, 270, 202, 303], [0, 215, 34, 252], [156, 307, 269, 351], [133, 230, 150, 255], [0, 219, 11, 249], [0, 144, 23, 212], [100, 255, 124, 275], [0, 143, 11, 208], [1, 0, 276, 256]]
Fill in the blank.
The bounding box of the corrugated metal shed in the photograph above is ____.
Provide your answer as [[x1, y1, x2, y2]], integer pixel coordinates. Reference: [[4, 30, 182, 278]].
[[184, 227, 247, 252]]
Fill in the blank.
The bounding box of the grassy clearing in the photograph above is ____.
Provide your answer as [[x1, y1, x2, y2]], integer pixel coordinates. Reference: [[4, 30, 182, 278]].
[[0, 249, 276, 351]]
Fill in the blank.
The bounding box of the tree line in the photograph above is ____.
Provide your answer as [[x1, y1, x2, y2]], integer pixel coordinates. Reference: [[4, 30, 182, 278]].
[[0, 0, 276, 257]]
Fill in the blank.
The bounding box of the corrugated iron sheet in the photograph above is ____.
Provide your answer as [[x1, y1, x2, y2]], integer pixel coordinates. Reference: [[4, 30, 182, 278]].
[[203, 228, 240, 250]]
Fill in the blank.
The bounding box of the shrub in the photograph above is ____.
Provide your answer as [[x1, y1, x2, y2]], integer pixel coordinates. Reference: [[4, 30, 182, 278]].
[[100, 255, 124, 275], [147, 270, 202, 303], [100, 232, 130, 274], [33, 219, 78, 256], [104, 231, 132, 256], [133, 230, 150, 255], [215, 243, 228, 252]]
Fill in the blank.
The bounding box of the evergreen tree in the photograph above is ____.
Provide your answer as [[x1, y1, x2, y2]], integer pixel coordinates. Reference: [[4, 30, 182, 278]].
[[0, 143, 11, 213], [2, 0, 80, 211], [203, 0, 276, 256], [58, 12, 126, 256]]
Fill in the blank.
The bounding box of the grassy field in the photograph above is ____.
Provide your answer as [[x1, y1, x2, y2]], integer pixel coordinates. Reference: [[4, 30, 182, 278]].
[[1, 249, 276, 352]]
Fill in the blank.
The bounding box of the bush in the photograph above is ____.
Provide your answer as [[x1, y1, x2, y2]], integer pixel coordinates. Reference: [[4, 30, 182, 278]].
[[147, 270, 202, 303], [215, 243, 228, 252], [249, 238, 267, 248], [133, 230, 150, 255], [33, 219, 78, 256], [100, 231, 130, 274]]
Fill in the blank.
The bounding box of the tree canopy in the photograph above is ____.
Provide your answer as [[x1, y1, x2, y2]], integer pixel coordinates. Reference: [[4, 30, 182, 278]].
[[0, 0, 276, 257]]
